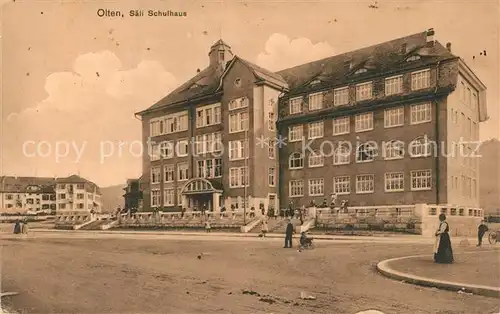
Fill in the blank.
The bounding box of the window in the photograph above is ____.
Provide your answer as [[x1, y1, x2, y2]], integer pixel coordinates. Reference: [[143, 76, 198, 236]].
[[356, 175, 374, 194], [288, 125, 303, 142], [151, 167, 161, 184], [229, 112, 249, 133], [384, 107, 404, 127], [289, 97, 302, 114], [164, 165, 175, 182], [289, 180, 304, 197], [150, 119, 163, 137], [196, 103, 221, 128], [334, 144, 351, 165], [196, 158, 222, 178], [411, 170, 432, 190], [472, 92, 478, 109], [229, 167, 249, 188], [406, 55, 421, 62], [268, 167, 275, 186], [5, 194, 13, 200], [151, 189, 161, 207], [289, 152, 304, 169], [268, 139, 275, 159], [268, 111, 276, 131], [76, 184, 85, 189], [409, 136, 432, 157], [410, 103, 432, 124], [159, 141, 174, 159], [165, 111, 188, 134], [59, 204, 66, 210], [385, 75, 403, 95], [411, 69, 431, 90], [177, 163, 189, 181], [334, 87, 349, 106], [195, 132, 222, 155], [77, 193, 84, 199], [385, 172, 404, 192], [466, 87, 471, 106], [176, 139, 189, 157], [354, 68, 367, 74], [308, 179, 324, 196], [355, 82, 373, 101], [58, 184, 66, 189], [308, 150, 324, 168], [333, 117, 350, 135], [309, 92, 324, 111], [229, 140, 249, 160], [356, 142, 377, 163], [355, 113, 373, 132], [234, 78, 241, 87], [229, 97, 249, 111], [308, 121, 324, 139], [150, 144, 160, 161], [333, 176, 350, 195], [383, 140, 405, 160], [164, 188, 174, 206]]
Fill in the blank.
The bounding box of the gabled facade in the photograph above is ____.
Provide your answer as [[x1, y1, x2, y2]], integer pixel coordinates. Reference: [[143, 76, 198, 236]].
[[54, 175, 102, 213], [0, 176, 57, 214], [137, 29, 488, 212]]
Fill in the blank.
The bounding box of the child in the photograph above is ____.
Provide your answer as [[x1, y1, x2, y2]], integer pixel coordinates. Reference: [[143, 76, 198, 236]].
[[261, 220, 268, 237], [205, 220, 211, 233]]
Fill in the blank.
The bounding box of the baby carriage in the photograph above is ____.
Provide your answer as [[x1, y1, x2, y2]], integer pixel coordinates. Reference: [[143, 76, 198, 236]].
[[298, 232, 314, 250]]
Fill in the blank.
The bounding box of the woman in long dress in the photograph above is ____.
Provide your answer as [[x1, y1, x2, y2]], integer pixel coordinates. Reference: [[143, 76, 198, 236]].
[[433, 214, 454, 264], [13, 220, 21, 234]]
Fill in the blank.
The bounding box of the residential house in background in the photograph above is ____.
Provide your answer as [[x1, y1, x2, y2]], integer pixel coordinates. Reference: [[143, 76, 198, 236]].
[[0, 176, 57, 214], [136, 29, 487, 213], [54, 175, 102, 213], [123, 176, 143, 212]]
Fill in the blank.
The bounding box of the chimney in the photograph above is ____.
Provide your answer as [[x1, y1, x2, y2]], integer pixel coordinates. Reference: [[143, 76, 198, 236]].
[[446, 42, 451, 52], [196, 68, 200, 73], [344, 59, 353, 71], [401, 43, 407, 54], [426, 28, 435, 46]]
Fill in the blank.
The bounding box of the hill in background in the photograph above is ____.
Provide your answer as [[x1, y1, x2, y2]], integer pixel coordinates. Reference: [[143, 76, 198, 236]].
[[100, 184, 126, 212]]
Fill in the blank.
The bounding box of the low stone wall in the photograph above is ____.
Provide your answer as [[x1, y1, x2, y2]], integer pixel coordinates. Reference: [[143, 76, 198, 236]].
[[117, 210, 256, 231], [54, 213, 92, 229]]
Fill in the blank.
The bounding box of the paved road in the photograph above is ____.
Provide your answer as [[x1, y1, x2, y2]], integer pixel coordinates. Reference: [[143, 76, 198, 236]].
[[1, 235, 499, 313]]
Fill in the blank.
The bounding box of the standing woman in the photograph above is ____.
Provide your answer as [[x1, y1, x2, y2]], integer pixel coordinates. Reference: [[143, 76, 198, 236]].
[[434, 214, 454, 264]]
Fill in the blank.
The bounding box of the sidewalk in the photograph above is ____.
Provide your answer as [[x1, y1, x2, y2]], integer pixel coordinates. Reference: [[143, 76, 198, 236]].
[[377, 250, 500, 298], [9, 228, 479, 244]]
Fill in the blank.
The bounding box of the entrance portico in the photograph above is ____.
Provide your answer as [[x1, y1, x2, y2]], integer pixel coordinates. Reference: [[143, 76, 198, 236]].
[[180, 178, 223, 212]]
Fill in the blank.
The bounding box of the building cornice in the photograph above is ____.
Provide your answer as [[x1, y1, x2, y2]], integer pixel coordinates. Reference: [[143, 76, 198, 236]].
[[458, 59, 486, 91]]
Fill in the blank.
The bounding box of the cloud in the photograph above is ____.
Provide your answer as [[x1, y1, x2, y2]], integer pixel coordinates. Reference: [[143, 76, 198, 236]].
[[4, 51, 178, 187], [256, 33, 335, 71]]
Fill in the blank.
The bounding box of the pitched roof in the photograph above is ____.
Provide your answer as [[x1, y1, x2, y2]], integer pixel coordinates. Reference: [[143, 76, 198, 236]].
[[56, 174, 93, 184], [277, 31, 456, 92], [142, 64, 225, 113], [0, 176, 56, 193]]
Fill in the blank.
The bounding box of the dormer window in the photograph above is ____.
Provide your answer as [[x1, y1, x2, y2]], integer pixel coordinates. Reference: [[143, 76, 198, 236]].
[[354, 68, 367, 74], [310, 80, 321, 85], [219, 51, 225, 61], [406, 55, 421, 62]]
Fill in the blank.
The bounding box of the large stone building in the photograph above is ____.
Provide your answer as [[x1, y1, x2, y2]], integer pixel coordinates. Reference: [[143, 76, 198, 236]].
[[0, 175, 102, 214], [136, 29, 487, 212]]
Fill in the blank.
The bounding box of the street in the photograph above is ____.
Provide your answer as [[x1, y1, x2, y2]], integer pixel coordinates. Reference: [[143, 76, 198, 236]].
[[1, 236, 499, 314]]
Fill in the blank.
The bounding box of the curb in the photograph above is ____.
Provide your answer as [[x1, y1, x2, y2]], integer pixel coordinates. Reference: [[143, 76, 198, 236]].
[[376, 252, 500, 299]]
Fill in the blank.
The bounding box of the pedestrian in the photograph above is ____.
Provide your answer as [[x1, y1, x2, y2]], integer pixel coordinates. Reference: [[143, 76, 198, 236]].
[[288, 200, 294, 219], [181, 207, 186, 218], [261, 219, 268, 237], [201, 204, 207, 216], [284, 219, 294, 248], [13, 220, 21, 234], [300, 205, 305, 225], [260, 202, 265, 216], [477, 220, 489, 247], [433, 214, 454, 264], [205, 220, 211, 233], [21, 219, 29, 234]]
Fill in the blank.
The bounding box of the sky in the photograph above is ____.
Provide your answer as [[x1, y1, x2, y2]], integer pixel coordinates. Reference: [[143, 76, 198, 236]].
[[0, 0, 498, 187]]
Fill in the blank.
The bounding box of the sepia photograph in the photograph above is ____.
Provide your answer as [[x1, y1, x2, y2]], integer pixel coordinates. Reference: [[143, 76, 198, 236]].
[[0, 0, 499, 313]]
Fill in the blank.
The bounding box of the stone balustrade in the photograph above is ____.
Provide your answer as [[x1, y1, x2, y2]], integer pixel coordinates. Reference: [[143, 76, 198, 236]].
[[117, 210, 256, 230], [54, 213, 93, 229]]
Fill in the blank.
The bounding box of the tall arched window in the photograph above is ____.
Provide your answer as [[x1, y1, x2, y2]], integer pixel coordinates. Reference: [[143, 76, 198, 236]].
[[356, 142, 378, 163], [383, 140, 405, 160], [308, 150, 324, 167], [289, 152, 304, 169], [409, 136, 432, 157], [334, 144, 351, 165]]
